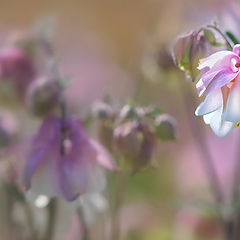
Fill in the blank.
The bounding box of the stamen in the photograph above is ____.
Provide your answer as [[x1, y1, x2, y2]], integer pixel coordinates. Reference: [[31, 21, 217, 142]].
[[235, 122, 240, 128], [235, 63, 240, 68]]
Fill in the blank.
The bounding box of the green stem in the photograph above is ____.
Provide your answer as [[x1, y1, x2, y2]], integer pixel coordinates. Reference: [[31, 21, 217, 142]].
[[110, 171, 128, 240], [43, 198, 57, 240], [206, 25, 233, 50], [77, 208, 90, 240]]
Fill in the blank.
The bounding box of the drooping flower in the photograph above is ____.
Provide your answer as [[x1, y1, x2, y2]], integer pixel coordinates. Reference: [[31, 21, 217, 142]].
[[23, 116, 116, 201], [195, 44, 240, 137], [173, 30, 210, 81]]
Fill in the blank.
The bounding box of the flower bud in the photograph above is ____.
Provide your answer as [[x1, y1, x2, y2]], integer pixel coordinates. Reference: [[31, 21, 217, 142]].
[[92, 102, 115, 150], [92, 102, 115, 120], [154, 114, 176, 141], [173, 31, 210, 81], [119, 105, 139, 121], [7, 31, 38, 57], [26, 76, 60, 116], [113, 121, 155, 173], [0, 47, 35, 97]]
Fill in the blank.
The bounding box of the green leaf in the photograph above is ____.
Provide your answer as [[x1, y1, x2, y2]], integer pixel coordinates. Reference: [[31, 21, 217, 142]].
[[203, 29, 217, 45], [225, 31, 240, 45]]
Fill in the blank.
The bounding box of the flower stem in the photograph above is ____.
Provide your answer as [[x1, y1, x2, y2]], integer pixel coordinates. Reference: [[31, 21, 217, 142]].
[[206, 25, 233, 50], [77, 208, 90, 240], [43, 198, 57, 240], [180, 82, 224, 205], [110, 171, 128, 240]]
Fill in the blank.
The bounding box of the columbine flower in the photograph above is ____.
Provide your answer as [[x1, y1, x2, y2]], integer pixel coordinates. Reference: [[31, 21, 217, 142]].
[[23, 116, 116, 201], [195, 44, 240, 137]]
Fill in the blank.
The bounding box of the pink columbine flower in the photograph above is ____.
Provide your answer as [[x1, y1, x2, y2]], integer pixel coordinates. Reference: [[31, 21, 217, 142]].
[[23, 116, 116, 201], [195, 44, 240, 137]]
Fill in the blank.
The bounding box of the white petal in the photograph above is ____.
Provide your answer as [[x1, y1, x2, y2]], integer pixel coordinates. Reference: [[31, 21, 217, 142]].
[[222, 82, 240, 122], [209, 107, 234, 137], [203, 111, 216, 125], [195, 89, 222, 116]]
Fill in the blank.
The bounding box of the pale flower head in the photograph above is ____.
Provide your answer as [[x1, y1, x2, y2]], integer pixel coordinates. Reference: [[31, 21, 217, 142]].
[[195, 44, 240, 137], [23, 116, 116, 201]]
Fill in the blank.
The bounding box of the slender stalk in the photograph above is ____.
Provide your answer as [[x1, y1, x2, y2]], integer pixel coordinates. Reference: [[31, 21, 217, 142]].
[[180, 82, 224, 205], [230, 134, 240, 240], [179, 81, 234, 238], [202, 25, 233, 50], [23, 203, 37, 240], [110, 171, 128, 240], [77, 208, 90, 240], [43, 198, 57, 240]]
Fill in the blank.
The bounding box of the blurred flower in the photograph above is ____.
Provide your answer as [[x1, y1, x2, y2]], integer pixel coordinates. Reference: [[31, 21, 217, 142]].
[[195, 44, 240, 137], [154, 113, 176, 141], [0, 47, 35, 98], [174, 207, 221, 240], [93, 102, 116, 151], [26, 76, 60, 116], [23, 116, 116, 201], [113, 121, 155, 173], [79, 192, 108, 225], [6, 30, 39, 57], [173, 30, 210, 81], [0, 110, 19, 147]]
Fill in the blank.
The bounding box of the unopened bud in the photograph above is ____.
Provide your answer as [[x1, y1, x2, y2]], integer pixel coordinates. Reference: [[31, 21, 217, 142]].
[[92, 102, 115, 120], [119, 105, 138, 121], [154, 114, 176, 141], [173, 31, 210, 81], [26, 76, 60, 116], [0, 47, 35, 97], [113, 121, 155, 173]]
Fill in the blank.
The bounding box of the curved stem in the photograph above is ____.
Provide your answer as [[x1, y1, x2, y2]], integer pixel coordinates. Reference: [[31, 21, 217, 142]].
[[205, 25, 233, 50]]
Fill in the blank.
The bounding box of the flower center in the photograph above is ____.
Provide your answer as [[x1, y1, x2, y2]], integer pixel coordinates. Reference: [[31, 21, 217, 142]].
[[231, 58, 240, 72], [235, 63, 240, 68]]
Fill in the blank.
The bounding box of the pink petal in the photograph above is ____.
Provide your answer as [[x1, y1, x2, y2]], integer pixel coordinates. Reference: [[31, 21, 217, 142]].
[[90, 139, 118, 171], [233, 44, 240, 56], [198, 51, 235, 71]]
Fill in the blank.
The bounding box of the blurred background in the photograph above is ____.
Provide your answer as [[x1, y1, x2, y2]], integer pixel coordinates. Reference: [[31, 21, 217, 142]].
[[0, 0, 239, 239]]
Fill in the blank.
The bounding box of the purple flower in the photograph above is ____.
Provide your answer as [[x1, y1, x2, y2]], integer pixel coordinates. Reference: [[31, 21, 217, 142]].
[[23, 116, 116, 201], [195, 44, 240, 137]]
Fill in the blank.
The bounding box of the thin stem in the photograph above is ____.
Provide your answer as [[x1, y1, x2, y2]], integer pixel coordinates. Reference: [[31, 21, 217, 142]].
[[77, 208, 90, 240], [180, 82, 223, 205], [23, 203, 37, 240], [205, 25, 233, 50], [110, 171, 128, 240], [43, 198, 57, 240], [230, 134, 240, 240], [180, 82, 234, 239]]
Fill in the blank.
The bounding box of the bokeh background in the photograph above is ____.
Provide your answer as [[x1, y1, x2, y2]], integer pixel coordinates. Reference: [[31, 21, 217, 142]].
[[0, 0, 239, 239]]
